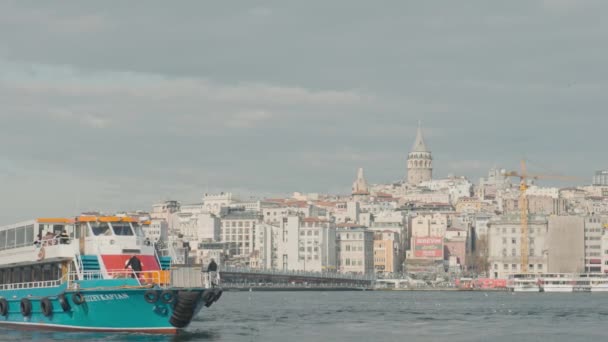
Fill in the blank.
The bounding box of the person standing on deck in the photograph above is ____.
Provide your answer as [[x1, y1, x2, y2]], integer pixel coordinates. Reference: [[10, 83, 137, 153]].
[[59, 230, 70, 244], [125, 255, 143, 279], [206, 258, 218, 287]]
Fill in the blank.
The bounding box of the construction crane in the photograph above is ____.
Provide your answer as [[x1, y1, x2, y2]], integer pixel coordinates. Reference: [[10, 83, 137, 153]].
[[503, 159, 579, 273]]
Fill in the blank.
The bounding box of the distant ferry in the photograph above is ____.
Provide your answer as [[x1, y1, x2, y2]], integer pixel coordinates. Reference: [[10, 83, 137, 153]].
[[0, 216, 222, 334], [506, 274, 541, 292], [508, 273, 608, 293]]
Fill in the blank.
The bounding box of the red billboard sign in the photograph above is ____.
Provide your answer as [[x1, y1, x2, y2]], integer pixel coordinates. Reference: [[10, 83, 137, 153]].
[[414, 237, 443, 258]]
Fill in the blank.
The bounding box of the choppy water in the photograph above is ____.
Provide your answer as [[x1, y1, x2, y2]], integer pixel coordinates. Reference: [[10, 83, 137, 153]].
[[2, 291, 608, 341]]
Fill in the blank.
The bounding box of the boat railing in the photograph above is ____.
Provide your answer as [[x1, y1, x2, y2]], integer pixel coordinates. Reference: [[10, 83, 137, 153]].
[[0, 237, 70, 252], [92, 243, 110, 279], [0, 279, 62, 291], [63, 268, 215, 290], [34, 237, 72, 248], [65, 269, 175, 289]]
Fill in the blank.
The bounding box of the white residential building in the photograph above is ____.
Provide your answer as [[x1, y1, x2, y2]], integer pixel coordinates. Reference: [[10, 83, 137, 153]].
[[473, 213, 494, 239], [150, 200, 180, 231], [487, 214, 548, 279], [142, 218, 168, 243], [276, 216, 301, 271], [419, 176, 473, 205], [203, 192, 236, 215], [252, 222, 280, 269], [220, 208, 262, 258], [410, 213, 448, 238], [297, 217, 337, 272], [336, 228, 374, 274], [584, 216, 604, 273], [525, 185, 560, 199]]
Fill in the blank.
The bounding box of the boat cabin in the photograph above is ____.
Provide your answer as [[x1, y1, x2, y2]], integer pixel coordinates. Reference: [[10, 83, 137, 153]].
[[0, 215, 159, 288]]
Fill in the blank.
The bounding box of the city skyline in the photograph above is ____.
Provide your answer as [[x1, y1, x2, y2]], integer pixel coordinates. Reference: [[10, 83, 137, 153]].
[[1, 1, 607, 223]]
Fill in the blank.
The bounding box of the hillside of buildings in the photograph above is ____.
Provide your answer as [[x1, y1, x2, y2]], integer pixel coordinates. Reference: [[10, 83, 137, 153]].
[[123, 128, 608, 280]]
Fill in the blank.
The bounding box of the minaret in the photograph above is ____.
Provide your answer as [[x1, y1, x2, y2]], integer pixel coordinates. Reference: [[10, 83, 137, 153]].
[[407, 123, 433, 185], [352, 167, 370, 201]]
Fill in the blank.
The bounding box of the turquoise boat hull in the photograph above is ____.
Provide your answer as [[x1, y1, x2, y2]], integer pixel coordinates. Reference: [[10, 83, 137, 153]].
[[0, 278, 222, 334]]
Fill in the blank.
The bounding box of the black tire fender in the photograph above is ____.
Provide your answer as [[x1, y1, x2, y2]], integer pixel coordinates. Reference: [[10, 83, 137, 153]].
[[20, 298, 32, 317], [160, 290, 175, 304], [72, 292, 85, 305], [0, 298, 8, 316], [201, 289, 215, 304], [144, 290, 159, 304], [58, 293, 71, 312], [40, 297, 53, 317]]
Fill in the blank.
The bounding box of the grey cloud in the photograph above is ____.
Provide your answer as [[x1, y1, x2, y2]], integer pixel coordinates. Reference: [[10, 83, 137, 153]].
[[0, 1, 606, 223]]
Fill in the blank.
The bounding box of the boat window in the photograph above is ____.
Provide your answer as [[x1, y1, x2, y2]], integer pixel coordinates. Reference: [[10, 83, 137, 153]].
[[91, 222, 112, 236], [16, 227, 25, 247], [132, 224, 145, 238], [52, 224, 64, 235], [32, 266, 41, 282], [13, 267, 21, 283], [42, 264, 51, 281], [111, 222, 134, 236], [25, 225, 34, 244], [22, 267, 32, 283], [0, 230, 5, 250], [6, 229, 16, 249]]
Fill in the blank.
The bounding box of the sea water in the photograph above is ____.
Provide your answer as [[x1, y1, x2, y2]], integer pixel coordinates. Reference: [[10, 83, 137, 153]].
[[1, 291, 607, 341]]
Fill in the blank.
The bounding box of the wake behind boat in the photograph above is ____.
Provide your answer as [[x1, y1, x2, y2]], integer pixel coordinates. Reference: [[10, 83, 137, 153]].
[[0, 216, 222, 334]]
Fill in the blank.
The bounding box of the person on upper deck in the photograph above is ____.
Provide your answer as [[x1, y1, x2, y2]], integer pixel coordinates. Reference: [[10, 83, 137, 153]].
[[34, 234, 42, 247], [125, 255, 143, 279], [59, 230, 70, 244], [44, 232, 55, 245]]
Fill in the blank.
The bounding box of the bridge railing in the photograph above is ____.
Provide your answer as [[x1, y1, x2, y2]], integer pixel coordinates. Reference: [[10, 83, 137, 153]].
[[220, 265, 375, 282], [225, 282, 370, 289]]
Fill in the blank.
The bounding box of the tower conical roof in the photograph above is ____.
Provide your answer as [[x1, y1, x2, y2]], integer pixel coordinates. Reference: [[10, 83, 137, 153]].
[[411, 124, 429, 153], [352, 167, 369, 195]]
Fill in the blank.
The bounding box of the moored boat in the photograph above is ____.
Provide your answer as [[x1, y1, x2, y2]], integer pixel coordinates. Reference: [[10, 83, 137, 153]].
[[507, 274, 540, 292], [0, 216, 222, 334], [540, 273, 574, 293]]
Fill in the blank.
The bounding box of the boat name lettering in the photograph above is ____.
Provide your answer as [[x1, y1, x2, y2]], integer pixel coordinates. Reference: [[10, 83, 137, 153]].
[[83, 293, 130, 302]]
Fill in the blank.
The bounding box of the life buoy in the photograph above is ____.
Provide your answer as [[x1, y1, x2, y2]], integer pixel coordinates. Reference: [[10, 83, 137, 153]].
[[72, 292, 85, 305], [20, 298, 32, 317], [40, 297, 53, 317], [58, 293, 71, 312], [0, 298, 8, 316], [160, 290, 175, 304], [144, 290, 159, 304], [37, 247, 45, 261]]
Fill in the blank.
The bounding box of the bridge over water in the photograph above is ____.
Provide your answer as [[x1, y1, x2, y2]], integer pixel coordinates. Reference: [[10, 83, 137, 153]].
[[216, 266, 375, 289]]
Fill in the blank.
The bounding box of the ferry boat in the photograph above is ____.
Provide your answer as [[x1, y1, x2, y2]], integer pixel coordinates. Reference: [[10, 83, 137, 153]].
[[0, 216, 222, 334], [538, 273, 574, 293], [547, 273, 608, 293], [585, 274, 608, 292], [508, 273, 608, 293], [507, 274, 540, 292]]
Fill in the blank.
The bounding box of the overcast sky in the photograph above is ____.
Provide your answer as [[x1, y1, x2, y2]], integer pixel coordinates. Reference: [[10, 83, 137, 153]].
[[0, 1, 606, 223]]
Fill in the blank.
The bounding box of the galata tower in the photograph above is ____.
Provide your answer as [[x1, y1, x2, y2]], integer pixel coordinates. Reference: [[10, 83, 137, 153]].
[[407, 124, 432, 185]]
